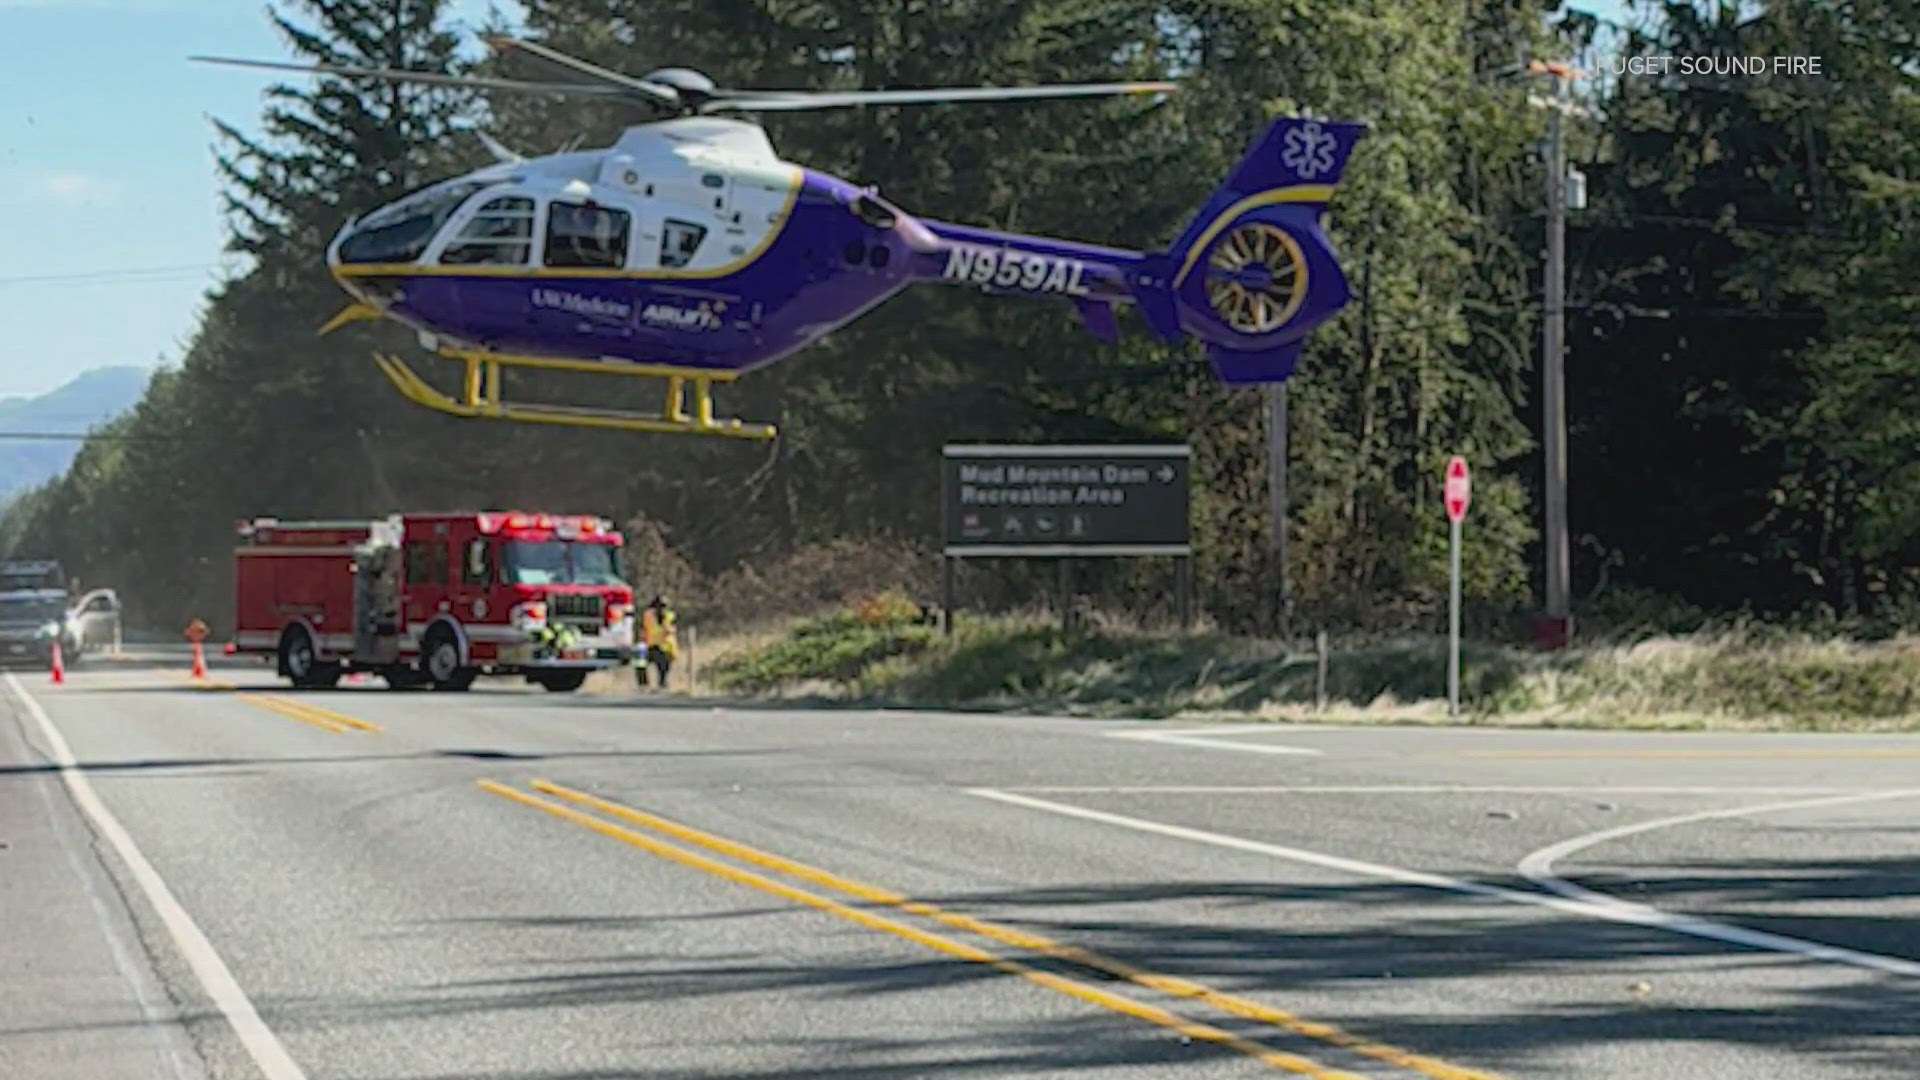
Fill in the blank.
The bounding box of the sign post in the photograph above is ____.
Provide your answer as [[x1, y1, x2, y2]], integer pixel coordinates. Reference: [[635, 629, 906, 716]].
[[1444, 457, 1471, 718]]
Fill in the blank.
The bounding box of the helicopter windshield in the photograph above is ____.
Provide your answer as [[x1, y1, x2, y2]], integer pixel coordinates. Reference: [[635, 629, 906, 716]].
[[335, 180, 486, 265]]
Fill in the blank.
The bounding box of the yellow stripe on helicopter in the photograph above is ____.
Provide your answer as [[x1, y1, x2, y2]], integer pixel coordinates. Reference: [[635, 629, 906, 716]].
[[1172, 184, 1336, 290]]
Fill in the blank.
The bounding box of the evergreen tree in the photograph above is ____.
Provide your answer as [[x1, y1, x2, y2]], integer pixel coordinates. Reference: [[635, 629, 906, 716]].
[[25, 0, 1908, 639], [1572, 0, 1920, 619], [7, 0, 484, 629], [1138, 0, 1541, 631], [488, 0, 1176, 576]]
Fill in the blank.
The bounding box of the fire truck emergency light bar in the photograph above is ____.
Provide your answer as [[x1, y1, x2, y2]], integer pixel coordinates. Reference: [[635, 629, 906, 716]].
[[237, 514, 618, 538], [475, 513, 616, 536]]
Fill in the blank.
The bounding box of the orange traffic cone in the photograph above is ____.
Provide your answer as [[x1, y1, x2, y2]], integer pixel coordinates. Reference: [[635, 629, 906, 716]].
[[49, 640, 64, 685], [191, 641, 208, 680]]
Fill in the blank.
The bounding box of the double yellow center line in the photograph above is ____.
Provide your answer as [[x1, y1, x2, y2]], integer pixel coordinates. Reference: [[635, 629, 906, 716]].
[[187, 678, 1499, 1077], [480, 777, 1505, 1080], [236, 693, 383, 734], [179, 675, 379, 734]]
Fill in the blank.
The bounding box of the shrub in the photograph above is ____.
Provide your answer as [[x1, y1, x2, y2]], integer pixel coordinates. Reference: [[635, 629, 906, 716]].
[[616, 519, 937, 633], [699, 539, 937, 630], [707, 608, 937, 692], [704, 616, 1920, 729]]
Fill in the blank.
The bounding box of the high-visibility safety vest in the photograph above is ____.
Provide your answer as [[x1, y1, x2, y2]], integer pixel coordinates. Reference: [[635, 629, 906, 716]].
[[641, 608, 678, 658]]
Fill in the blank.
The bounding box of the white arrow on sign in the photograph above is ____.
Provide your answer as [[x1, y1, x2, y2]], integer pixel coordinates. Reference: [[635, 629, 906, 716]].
[[1155, 465, 1175, 483]]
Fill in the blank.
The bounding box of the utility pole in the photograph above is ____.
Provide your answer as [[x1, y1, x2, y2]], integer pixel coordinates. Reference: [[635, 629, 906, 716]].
[[1543, 69, 1570, 644], [1527, 61, 1585, 649], [1267, 381, 1288, 637]]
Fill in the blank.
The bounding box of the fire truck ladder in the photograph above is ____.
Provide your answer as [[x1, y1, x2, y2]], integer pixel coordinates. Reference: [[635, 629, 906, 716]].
[[368, 350, 777, 440]]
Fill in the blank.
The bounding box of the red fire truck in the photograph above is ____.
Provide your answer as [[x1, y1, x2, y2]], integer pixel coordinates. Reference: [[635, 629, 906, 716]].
[[233, 511, 636, 692]]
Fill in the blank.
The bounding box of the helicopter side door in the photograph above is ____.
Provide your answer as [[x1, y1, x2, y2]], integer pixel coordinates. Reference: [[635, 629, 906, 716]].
[[525, 198, 641, 347], [431, 190, 540, 268], [420, 187, 545, 347], [603, 145, 780, 276], [668, 160, 802, 273], [621, 168, 729, 273]]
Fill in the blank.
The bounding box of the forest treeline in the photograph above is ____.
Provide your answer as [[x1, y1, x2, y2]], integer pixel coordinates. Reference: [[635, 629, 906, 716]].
[[1, 0, 1914, 637]]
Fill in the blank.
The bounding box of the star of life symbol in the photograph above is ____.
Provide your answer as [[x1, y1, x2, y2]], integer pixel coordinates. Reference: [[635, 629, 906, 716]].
[[1281, 120, 1337, 179]]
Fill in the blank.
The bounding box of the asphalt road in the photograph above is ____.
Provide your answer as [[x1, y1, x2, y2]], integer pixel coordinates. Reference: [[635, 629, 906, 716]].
[[4, 657, 1918, 1079]]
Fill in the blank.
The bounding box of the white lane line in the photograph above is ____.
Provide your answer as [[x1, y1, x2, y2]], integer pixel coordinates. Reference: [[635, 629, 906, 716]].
[[1005, 785, 1863, 795], [1106, 728, 1323, 756], [26, 745, 201, 1068], [1518, 789, 1920, 918], [966, 786, 1920, 978], [4, 672, 309, 1079], [1137, 735, 1324, 756], [1106, 723, 1304, 737], [18, 712, 201, 1079]]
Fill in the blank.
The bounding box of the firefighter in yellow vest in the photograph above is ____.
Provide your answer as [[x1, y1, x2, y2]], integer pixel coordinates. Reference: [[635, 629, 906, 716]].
[[636, 595, 678, 688], [531, 617, 579, 659]]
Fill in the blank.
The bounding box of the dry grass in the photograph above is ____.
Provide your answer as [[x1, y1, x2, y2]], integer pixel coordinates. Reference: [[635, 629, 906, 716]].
[[580, 622, 790, 699], [618, 522, 937, 634], [686, 611, 1920, 730]]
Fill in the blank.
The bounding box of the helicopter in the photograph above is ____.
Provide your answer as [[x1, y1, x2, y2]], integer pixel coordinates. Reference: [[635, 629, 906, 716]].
[[194, 37, 1364, 440]]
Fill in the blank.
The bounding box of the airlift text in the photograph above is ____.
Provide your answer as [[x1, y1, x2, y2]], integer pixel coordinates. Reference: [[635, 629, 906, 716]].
[[943, 248, 1093, 296]]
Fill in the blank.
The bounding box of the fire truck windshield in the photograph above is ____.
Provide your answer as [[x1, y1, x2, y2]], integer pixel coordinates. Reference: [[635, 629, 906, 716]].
[[503, 540, 624, 586]]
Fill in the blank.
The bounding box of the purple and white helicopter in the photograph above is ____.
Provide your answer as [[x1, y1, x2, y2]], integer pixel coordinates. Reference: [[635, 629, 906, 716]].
[[197, 37, 1364, 439]]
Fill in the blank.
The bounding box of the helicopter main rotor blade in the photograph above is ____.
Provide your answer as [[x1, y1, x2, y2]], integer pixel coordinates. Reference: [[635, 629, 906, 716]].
[[483, 36, 681, 108], [473, 130, 524, 164], [190, 55, 637, 101], [701, 80, 1177, 113]]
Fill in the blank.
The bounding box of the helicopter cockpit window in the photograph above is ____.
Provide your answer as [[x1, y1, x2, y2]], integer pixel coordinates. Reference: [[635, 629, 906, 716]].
[[439, 196, 537, 266], [544, 202, 630, 269], [336, 181, 484, 265], [660, 220, 707, 269]]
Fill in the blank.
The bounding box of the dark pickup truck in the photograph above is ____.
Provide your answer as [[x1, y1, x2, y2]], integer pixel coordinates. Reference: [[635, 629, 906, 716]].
[[0, 560, 65, 593], [0, 590, 79, 668]]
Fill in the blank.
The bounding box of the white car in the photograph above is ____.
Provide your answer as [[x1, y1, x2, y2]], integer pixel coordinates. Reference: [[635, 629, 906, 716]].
[[67, 588, 121, 653]]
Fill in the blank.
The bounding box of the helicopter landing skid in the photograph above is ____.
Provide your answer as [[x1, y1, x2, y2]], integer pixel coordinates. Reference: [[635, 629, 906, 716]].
[[371, 349, 777, 440]]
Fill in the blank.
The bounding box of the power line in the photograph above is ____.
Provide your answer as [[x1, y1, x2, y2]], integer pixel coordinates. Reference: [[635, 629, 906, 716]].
[[0, 264, 225, 286], [0, 432, 140, 441], [0, 431, 214, 444]]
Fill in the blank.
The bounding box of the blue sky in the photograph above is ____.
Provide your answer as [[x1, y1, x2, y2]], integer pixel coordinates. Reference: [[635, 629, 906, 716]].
[[0, 0, 1632, 399], [0, 0, 520, 397]]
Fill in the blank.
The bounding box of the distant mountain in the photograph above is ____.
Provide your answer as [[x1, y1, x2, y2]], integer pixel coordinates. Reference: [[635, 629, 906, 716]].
[[0, 366, 152, 501]]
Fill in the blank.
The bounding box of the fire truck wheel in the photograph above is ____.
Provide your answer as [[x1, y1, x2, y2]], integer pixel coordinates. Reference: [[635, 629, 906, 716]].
[[421, 627, 475, 691], [535, 670, 588, 693], [279, 626, 341, 689]]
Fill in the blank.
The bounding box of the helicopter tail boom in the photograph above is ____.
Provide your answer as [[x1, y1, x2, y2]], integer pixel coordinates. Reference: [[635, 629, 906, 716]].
[[914, 221, 1143, 304], [1161, 116, 1367, 383], [911, 116, 1364, 381]]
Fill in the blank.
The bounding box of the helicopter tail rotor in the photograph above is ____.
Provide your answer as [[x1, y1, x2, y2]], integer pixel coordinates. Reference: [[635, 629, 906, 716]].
[[1152, 116, 1368, 384]]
